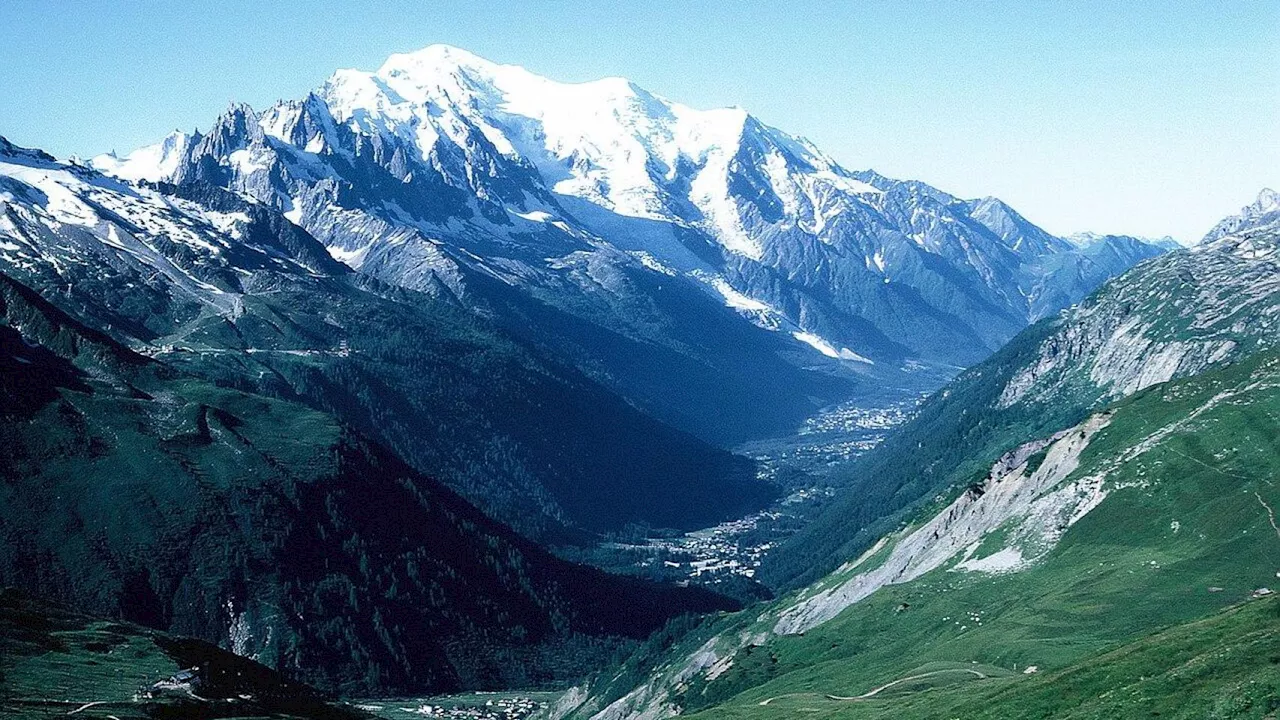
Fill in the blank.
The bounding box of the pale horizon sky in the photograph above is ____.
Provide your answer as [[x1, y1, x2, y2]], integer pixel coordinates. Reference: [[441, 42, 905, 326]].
[[1, 1, 1275, 242]]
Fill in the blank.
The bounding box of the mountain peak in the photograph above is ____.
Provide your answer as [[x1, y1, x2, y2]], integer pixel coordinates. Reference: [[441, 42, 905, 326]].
[[377, 43, 503, 81], [90, 129, 191, 182], [367, 44, 654, 111], [1255, 187, 1280, 212], [968, 195, 1021, 221], [80, 45, 1168, 377], [1201, 187, 1280, 244]]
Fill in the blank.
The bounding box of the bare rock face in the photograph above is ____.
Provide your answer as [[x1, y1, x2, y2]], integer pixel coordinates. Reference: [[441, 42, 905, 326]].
[[997, 227, 1280, 411], [1202, 188, 1280, 244], [772, 413, 1111, 635]]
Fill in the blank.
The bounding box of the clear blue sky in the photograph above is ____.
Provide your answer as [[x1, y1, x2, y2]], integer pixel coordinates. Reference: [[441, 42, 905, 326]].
[[2, 1, 1275, 242]]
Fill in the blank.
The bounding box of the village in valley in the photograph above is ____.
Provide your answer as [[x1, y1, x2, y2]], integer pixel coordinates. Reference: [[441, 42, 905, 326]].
[[359, 693, 554, 720], [603, 397, 923, 587]]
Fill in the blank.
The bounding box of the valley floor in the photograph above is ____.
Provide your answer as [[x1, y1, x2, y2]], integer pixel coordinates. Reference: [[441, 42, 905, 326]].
[[353, 692, 563, 720], [558, 393, 926, 593]]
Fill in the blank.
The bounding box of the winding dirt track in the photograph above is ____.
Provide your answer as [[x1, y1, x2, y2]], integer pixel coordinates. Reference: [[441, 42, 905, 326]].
[[757, 668, 988, 706]]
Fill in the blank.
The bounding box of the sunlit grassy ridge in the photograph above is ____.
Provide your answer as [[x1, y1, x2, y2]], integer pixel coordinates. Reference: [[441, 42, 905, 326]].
[[0, 589, 363, 719], [569, 347, 1280, 718], [690, 596, 1280, 720], [766, 231, 1280, 591]]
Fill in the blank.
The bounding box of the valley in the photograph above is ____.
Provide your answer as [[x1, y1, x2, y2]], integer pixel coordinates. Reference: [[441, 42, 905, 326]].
[[1, 19, 1275, 720], [564, 394, 927, 595], [355, 692, 560, 720], [745, 394, 928, 485]]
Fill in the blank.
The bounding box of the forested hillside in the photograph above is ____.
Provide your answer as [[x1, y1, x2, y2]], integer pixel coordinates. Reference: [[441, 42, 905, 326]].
[[0, 270, 739, 695]]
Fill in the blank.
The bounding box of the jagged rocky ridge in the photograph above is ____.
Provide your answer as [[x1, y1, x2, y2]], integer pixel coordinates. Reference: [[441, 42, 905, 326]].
[[1201, 187, 1280, 243], [997, 206, 1279, 409], [91, 45, 1168, 444]]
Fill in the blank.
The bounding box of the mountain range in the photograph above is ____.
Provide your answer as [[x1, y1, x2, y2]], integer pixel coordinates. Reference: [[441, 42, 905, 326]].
[[5, 46, 1170, 548], [4, 43, 1253, 715], [0, 238, 745, 695], [1, 134, 770, 542], [91, 45, 1169, 446]]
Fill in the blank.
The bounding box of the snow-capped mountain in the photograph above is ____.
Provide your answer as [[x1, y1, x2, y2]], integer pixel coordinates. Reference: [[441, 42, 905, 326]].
[[91, 45, 1169, 443]]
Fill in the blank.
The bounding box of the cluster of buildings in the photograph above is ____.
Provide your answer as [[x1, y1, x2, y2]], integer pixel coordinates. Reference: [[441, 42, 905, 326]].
[[387, 696, 547, 720], [610, 399, 923, 585], [630, 508, 787, 581]]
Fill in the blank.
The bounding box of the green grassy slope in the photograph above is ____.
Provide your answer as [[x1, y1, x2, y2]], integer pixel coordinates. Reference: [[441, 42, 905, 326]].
[[690, 596, 1280, 720], [0, 589, 364, 719], [566, 347, 1280, 718], [766, 229, 1279, 590]]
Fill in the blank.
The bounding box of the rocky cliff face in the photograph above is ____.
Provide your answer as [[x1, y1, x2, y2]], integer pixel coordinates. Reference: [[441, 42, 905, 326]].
[[997, 228, 1279, 410], [772, 417, 1107, 635], [1201, 187, 1280, 244]]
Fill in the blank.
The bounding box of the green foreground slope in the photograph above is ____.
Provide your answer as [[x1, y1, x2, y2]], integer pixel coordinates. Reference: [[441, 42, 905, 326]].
[[564, 346, 1280, 719], [693, 596, 1280, 720], [0, 589, 363, 719]]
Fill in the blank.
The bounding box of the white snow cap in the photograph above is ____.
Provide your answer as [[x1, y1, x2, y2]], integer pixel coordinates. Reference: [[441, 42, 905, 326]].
[[91, 44, 884, 265], [314, 45, 877, 260], [90, 131, 190, 183]]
